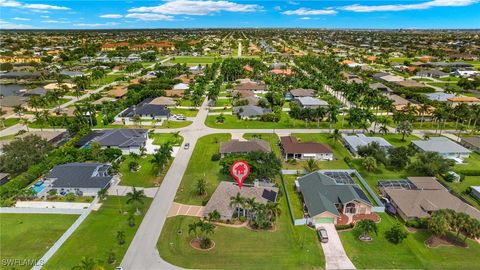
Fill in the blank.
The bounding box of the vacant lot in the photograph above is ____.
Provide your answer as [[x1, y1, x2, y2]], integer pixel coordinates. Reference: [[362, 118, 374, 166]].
[[44, 196, 152, 270], [0, 214, 78, 270]]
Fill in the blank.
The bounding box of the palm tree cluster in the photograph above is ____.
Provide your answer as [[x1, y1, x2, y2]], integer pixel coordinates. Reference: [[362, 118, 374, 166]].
[[228, 192, 281, 230], [151, 142, 173, 176], [428, 209, 480, 242], [188, 219, 215, 249], [126, 187, 147, 214]]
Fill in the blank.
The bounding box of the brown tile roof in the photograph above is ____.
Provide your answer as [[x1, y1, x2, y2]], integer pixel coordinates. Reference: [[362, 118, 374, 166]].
[[164, 90, 184, 97], [280, 136, 332, 154], [448, 96, 480, 102], [234, 82, 267, 91], [407, 177, 445, 190], [220, 139, 271, 155], [290, 88, 315, 97], [107, 86, 128, 98], [149, 96, 176, 106]]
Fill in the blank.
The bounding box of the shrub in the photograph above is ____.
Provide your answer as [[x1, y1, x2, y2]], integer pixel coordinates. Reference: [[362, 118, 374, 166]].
[[239, 216, 247, 222], [65, 192, 76, 202], [385, 223, 408, 244], [405, 218, 428, 229], [211, 153, 221, 161], [336, 223, 354, 230]]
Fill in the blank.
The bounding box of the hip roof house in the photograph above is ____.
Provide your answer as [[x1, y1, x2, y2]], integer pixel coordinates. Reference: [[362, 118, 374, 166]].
[[280, 136, 333, 160], [76, 128, 148, 154], [219, 139, 271, 157], [342, 134, 392, 156], [412, 137, 470, 161]]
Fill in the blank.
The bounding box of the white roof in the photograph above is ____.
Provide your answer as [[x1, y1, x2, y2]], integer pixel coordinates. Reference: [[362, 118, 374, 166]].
[[343, 134, 392, 151], [295, 97, 328, 106], [380, 75, 404, 82], [173, 83, 189, 90], [413, 137, 471, 154]]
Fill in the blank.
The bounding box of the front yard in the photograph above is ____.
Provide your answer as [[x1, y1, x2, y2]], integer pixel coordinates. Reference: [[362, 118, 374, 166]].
[[44, 196, 152, 270], [158, 196, 324, 269], [340, 213, 480, 269], [0, 214, 78, 270], [119, 155, 171, 187]]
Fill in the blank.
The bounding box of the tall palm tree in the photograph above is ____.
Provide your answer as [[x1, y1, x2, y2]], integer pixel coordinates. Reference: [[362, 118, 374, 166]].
[[229, 192, 245, 219], [304, 158, 319, 173], [116, 230, 126, 245], [265, 201, 281, 222], [126, 187, 146, 214], [328, 129, 342, 144]]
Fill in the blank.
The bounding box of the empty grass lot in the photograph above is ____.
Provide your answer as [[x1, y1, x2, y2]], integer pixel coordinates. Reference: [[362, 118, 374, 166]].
[[340, 213, 480, 269], [174, 133, 231, 205], [158, 196, 324, 270], [44, 196, 152, 270], [119, 155, 171, 187], [150, 132, 183, 146], [0, 214, 78, 270]]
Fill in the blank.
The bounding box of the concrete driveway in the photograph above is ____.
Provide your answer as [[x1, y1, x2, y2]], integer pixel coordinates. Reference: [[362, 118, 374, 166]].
[[319, 223, 356, 270], [167, 202, 204, 217]]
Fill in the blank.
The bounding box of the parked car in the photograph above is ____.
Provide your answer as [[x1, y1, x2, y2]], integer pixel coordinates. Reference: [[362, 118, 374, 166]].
[[176, 114, 186, 120], [184, 143, 190, 149], [317, 227, 328, 243]]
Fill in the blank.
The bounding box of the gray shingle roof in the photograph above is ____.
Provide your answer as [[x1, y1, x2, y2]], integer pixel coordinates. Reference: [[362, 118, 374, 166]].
[[295, 97, 329, 107], [77, 129, 147, 148], [233, 106, 272, 117], [412, 137, 470, 154], [120, 98, 170, 118], [47, 162, 112, 189]]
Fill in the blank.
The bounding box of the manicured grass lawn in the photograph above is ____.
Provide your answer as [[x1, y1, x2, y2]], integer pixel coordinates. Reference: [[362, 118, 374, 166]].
[[389, 120, 459, 130], [243, 133, 281, 157], [438, 76, 460, 82], [0, 214, 78, 270], [119, 155, 170, 187], [176, 99, 194, 107], [44, 196, 152, 270], [454, 151, 480, 174], [427, 82, 463, 92], [350, 158, 407, 193], [283, 175, 304, 219], [0, 117, 20, 130], [439, 176, 480, 209], [158, 196, 325, 269], [160, 120, 192, 128], [169, 56, 220, 64], [206, 113, 357, 129], [91, 74, 125, 86], [213, 98, 231, 107], [382, 133, 419, 147], [174, 134, 231, 205], [170, 108, 198, 117], [340, 213, 480, 269], [150, 132, 183, 146]]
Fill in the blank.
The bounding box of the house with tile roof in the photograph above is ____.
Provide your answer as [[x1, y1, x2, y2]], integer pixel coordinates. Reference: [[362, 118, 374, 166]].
[[280, 136, 333, 160], [219, 139, 271, 157]]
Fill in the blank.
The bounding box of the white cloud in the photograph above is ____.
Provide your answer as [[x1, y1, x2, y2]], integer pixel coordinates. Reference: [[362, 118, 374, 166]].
[[282, 7, 337, 15], [12, 17, 30, 21], [100, 14, 123, 19], [40, 15, 49, 18], [125, 13, 174, 21], [0, 19, 33, 29], [299, 17, 311, 20], [74, 22, 118, 27], [288, 1, 300, 5], [343, 0, 478, 12], [0, 0, 69, 10], [41, 20, 68, 23], [128, 0, 262, 15]]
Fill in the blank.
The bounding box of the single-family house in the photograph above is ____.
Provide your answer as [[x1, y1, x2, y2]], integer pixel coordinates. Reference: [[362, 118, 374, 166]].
[[447, 96, 480, 107], [379, 177, 480, 221], [173, 83, 190, 91], [149, 96, 176, 107], [412, 137, 471, 161], [203, 181, 279, 221], [232, 106, 272, 119], [280, 136, 333, 160], [294, 97, 328, 109], [298, 170, 373, 224], [289, 88, 315, 98], [461, 136, 480, 152], [234, 82, 267, 93], [417, 70, 448, 78], [342, 134, 392, 156], [118, 98, 170, 120], [424, 92, 456, 102], [219, 139, 271, 157], [39, 163, 114, 197], [76, 128, 148, 154]]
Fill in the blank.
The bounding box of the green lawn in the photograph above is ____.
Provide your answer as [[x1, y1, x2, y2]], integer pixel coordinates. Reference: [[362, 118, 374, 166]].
[[243, 133, 281, 157], [283, 175, 304, 219], [438, 76, 460, 82], [150, 132, 183, 146], [389, 120, 459, 130], [0, 118, 21, 130], [170, 108, 198, 117], [340, 213, 480, 269], [44, 196, 152, 270], [169, 56, 220, 64], [91, 74, 125, 86], [158, 195, 324, 269], [174, 133, 231, 205], [382, 133, 419, 147], [206, 113, 357, 129], [160, 120, 192, 128], [119, 155, 170, 187], [214, 98, 232, 107], [176, 99, 194, 107], [0, 214, 78, 270]]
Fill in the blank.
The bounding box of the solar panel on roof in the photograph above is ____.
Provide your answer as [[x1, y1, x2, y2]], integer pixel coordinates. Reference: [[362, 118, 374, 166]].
[[324, 171, 355, 185], [262, 190, 277, 202]]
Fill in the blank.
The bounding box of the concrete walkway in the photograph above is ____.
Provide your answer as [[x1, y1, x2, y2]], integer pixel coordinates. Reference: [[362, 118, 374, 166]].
[[32, 197, 99, 270], [108, 185, 158, 198], [320, 223, 356, 270], [0, 207, 86, 215], [167, 202, 204, 218]]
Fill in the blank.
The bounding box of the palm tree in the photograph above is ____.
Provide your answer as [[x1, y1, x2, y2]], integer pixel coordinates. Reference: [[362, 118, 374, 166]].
[[396, 120, 413, 141], [216, 113, 225, 123], [229, 192, 245, 219], [328, 129, 342, 144], [304, 158, 319, 173], [419, 104, 430, 128], [363, 157, 377, 172], [126, 187, 146, 214], [116, 231, 126, 245], [379, 125, 389, 135], [151, 142, 173, 176], [171, 131, 181, 145], [208, 210, 221, 222], [265, 201, 281, 222], [188, 222, 199, 239], [428, 211, 449, 237], [97, 188, 108, 201], [243, 197, 256, 221], [195, 178, 207, 196], [72, 257, 102, 270]]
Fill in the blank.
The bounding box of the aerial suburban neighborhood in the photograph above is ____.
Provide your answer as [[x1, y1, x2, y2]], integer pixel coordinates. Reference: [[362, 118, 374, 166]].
[[1, 1, 480, 270]]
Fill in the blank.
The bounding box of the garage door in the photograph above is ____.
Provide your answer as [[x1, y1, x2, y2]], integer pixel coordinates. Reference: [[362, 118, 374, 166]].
[[314, 217, 335, 224]]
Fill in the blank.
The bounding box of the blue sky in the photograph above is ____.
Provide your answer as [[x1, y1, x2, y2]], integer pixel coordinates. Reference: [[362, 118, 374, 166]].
[[0, 0, 479, 29]]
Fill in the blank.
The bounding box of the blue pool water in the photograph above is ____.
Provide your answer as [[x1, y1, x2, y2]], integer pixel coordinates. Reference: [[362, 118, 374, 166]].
[[32, 184, 46, 193]]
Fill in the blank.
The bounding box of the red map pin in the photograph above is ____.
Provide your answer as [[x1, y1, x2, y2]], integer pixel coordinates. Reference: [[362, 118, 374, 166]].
[[230, 160, 250, 189]]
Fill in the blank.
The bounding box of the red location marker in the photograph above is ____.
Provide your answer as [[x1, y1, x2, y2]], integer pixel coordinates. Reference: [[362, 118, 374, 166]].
[[230, 160, 250, 189]]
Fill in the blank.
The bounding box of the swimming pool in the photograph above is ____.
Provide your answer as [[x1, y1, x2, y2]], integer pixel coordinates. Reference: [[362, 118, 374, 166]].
[[32, 183, 47, 193]]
